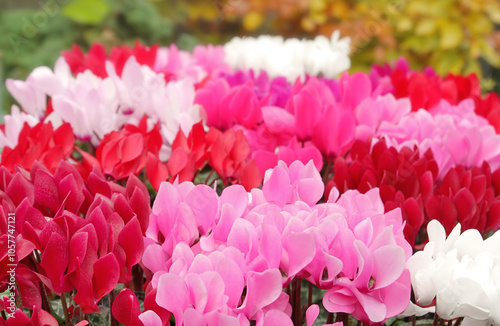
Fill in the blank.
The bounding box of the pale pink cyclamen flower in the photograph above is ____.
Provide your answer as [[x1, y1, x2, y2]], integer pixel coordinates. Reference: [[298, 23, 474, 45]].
[[6, 57, 123, 144], [377, 99, 500, 179], [355, 93, 411, 141], [6, 56, 203, 158], [144, 161, 412, 325], [106, 57, 203, 160]]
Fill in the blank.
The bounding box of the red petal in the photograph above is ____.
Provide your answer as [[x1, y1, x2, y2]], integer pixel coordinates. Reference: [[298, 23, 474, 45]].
[[147, 152, 169, 191], [111, 288, 142, 326], [40, 232, 68, 294], [93, 253, 120, 302], [117, 217, 144, 269]]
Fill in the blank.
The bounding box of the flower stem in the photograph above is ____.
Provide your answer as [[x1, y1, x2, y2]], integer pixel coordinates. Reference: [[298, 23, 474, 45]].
[[132, 265, 144, 292], [322, 158, 333, 185], [308, 282, 312, 307], [412, 315, 417, 326], [61, 293, 71, 326], [454, 317, 464, 326], [204, 169, 214, 185], [326, 313, 334, 324], [433, 312, 439, 326], [110, 291, 119, 326]]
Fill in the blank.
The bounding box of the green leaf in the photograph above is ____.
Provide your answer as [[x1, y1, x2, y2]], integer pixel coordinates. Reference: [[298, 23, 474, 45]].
[[62, 0, 110, 25]]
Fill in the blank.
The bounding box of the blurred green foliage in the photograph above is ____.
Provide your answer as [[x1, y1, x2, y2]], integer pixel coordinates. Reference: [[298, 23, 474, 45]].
[[0, 0, 175, 113]]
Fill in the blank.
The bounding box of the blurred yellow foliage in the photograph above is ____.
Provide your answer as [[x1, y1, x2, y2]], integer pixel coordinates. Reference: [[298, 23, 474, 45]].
[[156, 0, 500, 79]]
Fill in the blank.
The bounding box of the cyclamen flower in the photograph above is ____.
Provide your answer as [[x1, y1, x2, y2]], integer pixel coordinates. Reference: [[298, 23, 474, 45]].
[[224, 31, 351, 82], [378, 99, 500, 178], [0, 161, 150, 314], [322, 188, 412, 324], [0, 121, 74, 173], [407, 220, 500, 325], [61, 42, 158, 78], [144, 161, 412, 325], [79, 116, 163, 182], [0, 105, 38, 149]]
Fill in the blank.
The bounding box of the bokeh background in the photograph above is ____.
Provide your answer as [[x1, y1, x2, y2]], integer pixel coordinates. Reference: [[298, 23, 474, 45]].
[[1, 0, 500, 115]]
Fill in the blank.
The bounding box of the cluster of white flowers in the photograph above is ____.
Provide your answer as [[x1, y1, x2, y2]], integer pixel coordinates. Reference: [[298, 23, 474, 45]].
[[407, 220, 500, 325], [224, 31, 351, 82], [4, 56, 202, 160]]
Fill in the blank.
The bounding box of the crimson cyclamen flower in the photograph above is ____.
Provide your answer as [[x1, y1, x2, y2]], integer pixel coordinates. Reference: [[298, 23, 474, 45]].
[[167, 121, 209, 183], [86, 117, 163, 181], [206, 127, 262, 191], [1, 121, 74, 173], [62, 41, 158, 78], [327, 139, 438, 246], [0, 160, 150, 314]]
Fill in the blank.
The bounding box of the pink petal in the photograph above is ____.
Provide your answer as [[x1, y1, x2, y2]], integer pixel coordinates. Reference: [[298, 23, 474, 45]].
[[259, 224, 283, 269], [262, 165, 292, 205], [156, 273, 188, 325], [285, 232, 316, 277], [371, 246, 406, 290], [262, 310, 293, 326], [306, 304, 319, 326], [183, 307, 207, 326]]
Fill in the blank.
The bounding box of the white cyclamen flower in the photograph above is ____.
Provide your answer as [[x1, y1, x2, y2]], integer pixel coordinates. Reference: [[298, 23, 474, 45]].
[[224, 31, 351, 82], [406, 220, 500, 325]]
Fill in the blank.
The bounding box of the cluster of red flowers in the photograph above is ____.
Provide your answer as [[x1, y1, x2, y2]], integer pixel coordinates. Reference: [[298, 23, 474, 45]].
[[62, 42, 158, 78], [1, 122, 74, 174], [383, 61, 500, 132], [327, 139, 500, 246], [0, 160, 152, 323], [168, 122, 262, 191]]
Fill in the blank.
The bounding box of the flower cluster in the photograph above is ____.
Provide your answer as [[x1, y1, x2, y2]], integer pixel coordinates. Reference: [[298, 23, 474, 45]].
[[0, 160, 149, 318], [407, 220, 500, 325], [223, 31, 351, 82], [142, 161, 412, 325], [2, 38, 500, 325]]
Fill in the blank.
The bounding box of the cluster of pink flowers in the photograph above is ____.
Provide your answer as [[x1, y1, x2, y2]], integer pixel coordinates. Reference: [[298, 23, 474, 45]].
[[1, 38, 500, 325], [141, 161, 411, 325]]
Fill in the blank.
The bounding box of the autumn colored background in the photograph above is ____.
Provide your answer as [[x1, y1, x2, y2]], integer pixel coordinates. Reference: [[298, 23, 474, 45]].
[[1, 0, 500, 116]]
